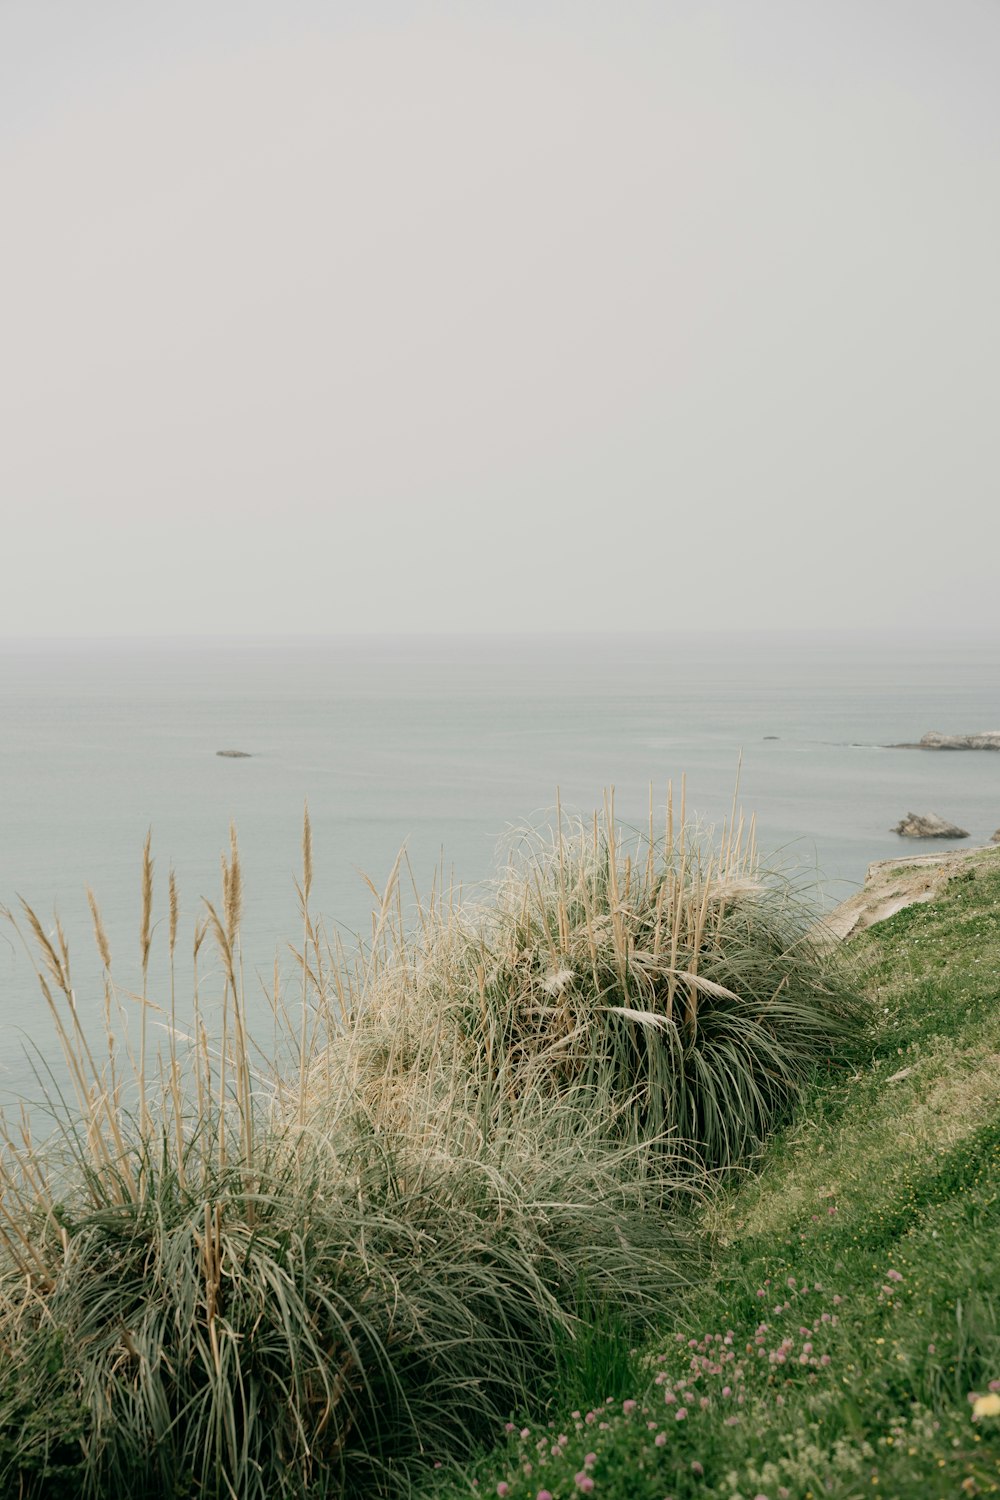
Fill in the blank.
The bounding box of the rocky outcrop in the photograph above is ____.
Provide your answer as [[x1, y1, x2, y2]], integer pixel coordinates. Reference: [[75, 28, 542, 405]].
[[992, 829, 1000, 845], [216, 749, 252, 758], [821, 846, 1000, 943], [891, 730, 1000, 751], [892, 812, 969, 839]]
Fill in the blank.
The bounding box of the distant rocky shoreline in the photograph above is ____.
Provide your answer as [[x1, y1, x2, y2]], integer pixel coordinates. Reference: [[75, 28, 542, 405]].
[[887, 730, 1000, 751]]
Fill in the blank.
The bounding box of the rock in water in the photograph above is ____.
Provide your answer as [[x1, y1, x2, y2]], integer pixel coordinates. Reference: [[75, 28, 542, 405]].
[[918, 730, 1000, 751], [892, 812, 969, 839], [216, 749, 252, 758]]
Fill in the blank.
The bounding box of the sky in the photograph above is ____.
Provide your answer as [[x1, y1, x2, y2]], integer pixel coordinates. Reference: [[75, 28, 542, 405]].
[[2, 0, 998, 636]]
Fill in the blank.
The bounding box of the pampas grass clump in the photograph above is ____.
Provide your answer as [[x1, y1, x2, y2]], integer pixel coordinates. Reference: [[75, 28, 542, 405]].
[[0, 790, 860, 1496], [0, 806, 696, 1500], [331, 789, 861, 1176]]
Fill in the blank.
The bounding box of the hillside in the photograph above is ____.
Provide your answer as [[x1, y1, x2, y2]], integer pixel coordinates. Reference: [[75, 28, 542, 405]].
[[424, 847, 1000, 1499]]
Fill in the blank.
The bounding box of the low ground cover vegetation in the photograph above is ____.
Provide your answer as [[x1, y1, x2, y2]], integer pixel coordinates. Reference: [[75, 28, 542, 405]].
[[421, 851, 1000, 1499]]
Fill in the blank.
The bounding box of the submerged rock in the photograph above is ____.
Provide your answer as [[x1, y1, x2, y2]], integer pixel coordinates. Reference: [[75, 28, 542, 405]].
[[892, 812, 969, 839], [216, 749, 252, 758]]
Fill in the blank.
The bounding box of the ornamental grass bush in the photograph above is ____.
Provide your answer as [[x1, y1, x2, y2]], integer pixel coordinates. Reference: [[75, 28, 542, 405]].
[[0, 814, 690, 1500], [0, 790, 860, 1497], [327, 788, 862, 1176]]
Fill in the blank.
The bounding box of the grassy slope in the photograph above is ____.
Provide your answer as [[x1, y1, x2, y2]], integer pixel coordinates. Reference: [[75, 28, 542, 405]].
[[422, 851, 1000, 1500]]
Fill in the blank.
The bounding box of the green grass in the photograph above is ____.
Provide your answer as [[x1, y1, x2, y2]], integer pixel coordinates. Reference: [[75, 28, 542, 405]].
[[419, 850, 1000, 1499]]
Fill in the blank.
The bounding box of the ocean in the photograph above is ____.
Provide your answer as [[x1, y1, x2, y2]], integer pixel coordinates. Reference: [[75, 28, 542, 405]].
[[1, 630, 997, 1109]]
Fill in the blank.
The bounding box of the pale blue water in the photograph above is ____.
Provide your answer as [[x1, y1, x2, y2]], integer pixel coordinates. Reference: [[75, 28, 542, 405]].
[[2, 631, 998, 1108]]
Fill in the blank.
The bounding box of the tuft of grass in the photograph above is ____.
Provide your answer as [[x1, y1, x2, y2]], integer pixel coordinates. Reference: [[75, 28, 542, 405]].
[[0, 800, 710, 1499], [331, 787, 862, 1176]]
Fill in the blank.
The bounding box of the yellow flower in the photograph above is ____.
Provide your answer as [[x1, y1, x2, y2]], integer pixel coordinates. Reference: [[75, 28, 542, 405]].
[[972, 1393, 1000, 1419]]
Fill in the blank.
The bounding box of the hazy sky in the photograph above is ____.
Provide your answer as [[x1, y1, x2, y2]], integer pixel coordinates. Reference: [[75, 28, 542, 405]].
[[2, 1, 998, 636]]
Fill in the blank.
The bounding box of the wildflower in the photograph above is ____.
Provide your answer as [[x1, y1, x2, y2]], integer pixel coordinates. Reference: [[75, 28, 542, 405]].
[[623, 1399, 637, 1414], [575, 1476, 594, 1494], [675, 1407, 687, 1420], [722, 1386, 731, 1398], [655, 1433, 667, 1446], [691, 1460, 704, 1475], [972, 1393, 1000, 1419], [887, 1268, 904, 1282], [584, 1454, 596, 1467], [538, 1492, 553, 1500], [497, 1487, 509, 1498]]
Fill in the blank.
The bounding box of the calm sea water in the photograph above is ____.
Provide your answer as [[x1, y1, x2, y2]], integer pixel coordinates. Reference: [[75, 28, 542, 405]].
[[1, 631, 998, 1108]]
